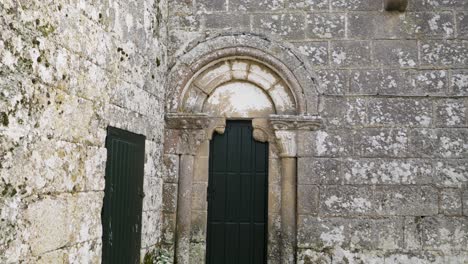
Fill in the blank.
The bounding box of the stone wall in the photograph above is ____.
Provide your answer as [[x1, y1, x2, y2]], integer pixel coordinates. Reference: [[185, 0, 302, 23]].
[[0, 0, 167, 262], [168, 0, 468, 263]]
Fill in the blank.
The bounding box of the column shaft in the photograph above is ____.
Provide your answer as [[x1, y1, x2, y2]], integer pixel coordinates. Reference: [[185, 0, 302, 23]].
[[175, 154, 194, 264], [280, 157, 297, 263]]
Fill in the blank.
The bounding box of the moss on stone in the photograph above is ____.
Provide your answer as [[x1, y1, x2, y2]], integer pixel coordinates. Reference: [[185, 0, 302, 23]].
[[142, 246, 172, 264], [0, 112, 9, 126], [37, 22, 55, 37]]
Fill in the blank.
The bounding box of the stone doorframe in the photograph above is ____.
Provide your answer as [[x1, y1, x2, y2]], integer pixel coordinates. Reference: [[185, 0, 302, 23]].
[[163, 33, 322, 264]]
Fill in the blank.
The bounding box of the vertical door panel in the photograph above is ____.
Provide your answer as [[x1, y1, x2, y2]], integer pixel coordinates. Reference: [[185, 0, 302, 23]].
[[102, 127, 145, 264], [207, 121, 268, 264]]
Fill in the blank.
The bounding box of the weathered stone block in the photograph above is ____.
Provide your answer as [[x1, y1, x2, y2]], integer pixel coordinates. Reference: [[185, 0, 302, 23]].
[[373, 217, 405, 250], [298, 216, 403, 250], [410, 129, 468, 158], [420, 40, 468, 67], [268, 184, 281, 213], [162, 213, 176, 244], [354, 129, 409, 157], [298, 185, 319, 215], [288, 0, 329, 10], [190, 211, 207, 242], [163, 154, 179, 183], [269, 158, 281, 185], [25, 196, 70, 256], [204, 13, 250, 29], [316, 70, 348, 95], [141, 211, 161, 247], [408, 0, 468, 10], [440, 188, 462, 216], [267, 213, 282, 262], [374, 186, 438, 216], [293, 42, 329, 67], [319, 97, 367, 128], [403, 12, 455, 38], [297, 249, 331, 264], [331, 0, 382, 10], [434, 160, 468, 188], [435, 99, 467, 127], [409, 70, 448, 96], [347, 13, 377, 39], [367, 98, 432, 127], [298, 158, 342, 185], [451, 70, 468, 95], [253, 13, 305, 39], [373, 40, 418, 67], [319, 186, 374, 216], [197, 0, 226, 12], [457, 12, 468, 37], [306, 130, 353, 157], [386, 252, 462, 263], [193, 156, 209, 183], [189, 242, 206, 263], [169, 14, 201, 30], [348, 12, 454, 39], [35, 249, 67, 264], [349, 69, 408, 95], [330, 41, 371, 67], [162, 183, 178, 213], [67, 240, 101, 263], [463, 189, 468, 216], [342, 158, 433, 185], [191, 182, 207, 211], [230, 0, 285, 11], [306, 13, 345, 39], [420, 216, 468, 252], [403, 217, 423, 250]]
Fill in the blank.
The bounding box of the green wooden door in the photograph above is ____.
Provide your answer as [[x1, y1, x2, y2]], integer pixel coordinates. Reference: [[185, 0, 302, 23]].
[[102, 127, 145, 264], [206, 121, 268, 264]]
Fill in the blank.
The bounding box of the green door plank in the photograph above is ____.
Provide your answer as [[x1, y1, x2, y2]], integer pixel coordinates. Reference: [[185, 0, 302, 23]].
[[207, 121, 268, 264], [102, 127, 145, 264]]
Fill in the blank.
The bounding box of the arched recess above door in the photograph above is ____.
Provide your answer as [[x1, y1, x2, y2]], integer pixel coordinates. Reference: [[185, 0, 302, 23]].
[[183, 58, 297, 117], [166, 33, 320, 116]]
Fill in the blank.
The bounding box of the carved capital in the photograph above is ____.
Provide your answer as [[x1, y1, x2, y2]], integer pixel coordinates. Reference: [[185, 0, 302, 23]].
[[270, 115, 322, 131], [269, 115, 322, 157], [206, 118, 226, 140], [384, 0, 408, 12], [165, 113, 226, 155], [252, 118, 275, 143]]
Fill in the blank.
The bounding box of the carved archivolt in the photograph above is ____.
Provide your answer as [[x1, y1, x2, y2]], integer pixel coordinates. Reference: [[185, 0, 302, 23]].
[[182, 58, 298, 118]]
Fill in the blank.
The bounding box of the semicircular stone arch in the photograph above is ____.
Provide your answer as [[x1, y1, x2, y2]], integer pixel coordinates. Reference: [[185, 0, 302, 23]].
[[167, 33, 320, 116], [164, 34, 322, 264], [183, 57, 298, 117]]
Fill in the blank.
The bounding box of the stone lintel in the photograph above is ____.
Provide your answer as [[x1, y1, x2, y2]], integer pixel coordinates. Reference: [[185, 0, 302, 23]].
[[269, 115, 322, 157], [165, 113, 212, 130]]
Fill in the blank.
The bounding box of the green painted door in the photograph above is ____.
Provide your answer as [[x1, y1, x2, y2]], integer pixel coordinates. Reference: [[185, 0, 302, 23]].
[[206, 121, 268, 264], [102, 127, 145, 264]]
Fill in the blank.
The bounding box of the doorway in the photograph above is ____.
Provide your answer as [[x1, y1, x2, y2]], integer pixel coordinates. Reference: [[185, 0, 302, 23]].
[[102, 127, 145, 264], [206, 121, 268, 264]]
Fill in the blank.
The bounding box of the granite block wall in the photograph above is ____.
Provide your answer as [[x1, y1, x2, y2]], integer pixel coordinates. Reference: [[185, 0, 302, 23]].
[[1, 0, 467, 263], [168, 0, 468, 263], [0, 0, 168, 262]]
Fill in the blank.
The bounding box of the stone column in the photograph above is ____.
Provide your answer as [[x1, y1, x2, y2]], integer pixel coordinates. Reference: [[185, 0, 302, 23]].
[[175, 154, 195, 264], [165, 113, 225, 264], [270, 115, 321, 264], [280, 156, 297, 263]]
